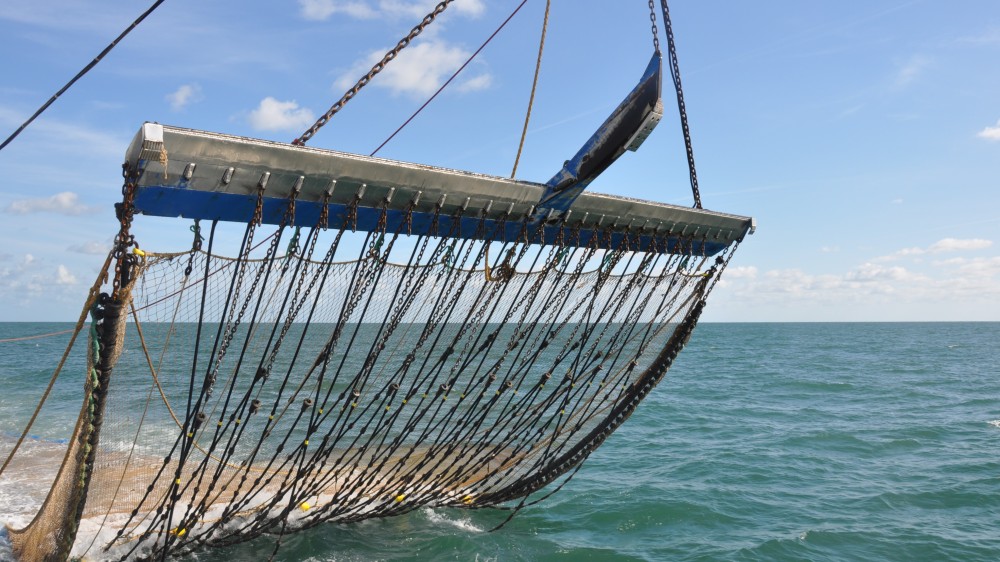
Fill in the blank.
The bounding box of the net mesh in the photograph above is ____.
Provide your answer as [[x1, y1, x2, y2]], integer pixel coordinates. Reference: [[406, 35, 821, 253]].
[[7, 206, 737, 561]]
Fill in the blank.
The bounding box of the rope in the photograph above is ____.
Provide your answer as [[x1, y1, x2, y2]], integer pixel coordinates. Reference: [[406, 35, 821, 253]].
[[0, 251, 112, 479], [0, 328, 75, 343], [370, 0, 530, 157], [510, 0, 550, 179], [0, 0, 167, 153]]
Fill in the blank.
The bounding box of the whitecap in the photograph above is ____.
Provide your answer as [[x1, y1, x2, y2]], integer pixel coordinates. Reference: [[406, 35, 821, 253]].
[[988, 420, 1000, 428], [424, 508, 483, 533]]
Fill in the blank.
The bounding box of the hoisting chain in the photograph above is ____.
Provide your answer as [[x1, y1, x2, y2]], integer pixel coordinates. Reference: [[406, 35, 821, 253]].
[[292, 0, 454, 146], [648, 0, 660, 53], [112, 163, 141, 299], [659, 0, 702, 208]]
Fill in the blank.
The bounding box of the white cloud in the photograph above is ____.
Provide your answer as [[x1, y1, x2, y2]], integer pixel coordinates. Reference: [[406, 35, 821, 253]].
[[248, 97, 316, 132], [0, 1, 124, 33], [336, 40, 489, 97], [934, 256, 1000, 273], [68, 241, 109, 255], [893, 55, 931, 88], [722, 265, 757, 280], [977, 119, 1000, 141], [957, 27, 1000, 45], [927, 238, 992, 253], [166, 83, 203, 111], [4, 191, 99, 216], [299, 0, 376, 20], [379, 0, 485, 18], [710, 239, 1000, 320], [876, 238, 993, 261], [0, 107, 125, 159], [300, 0, 484, 21], [456, 73, 492, 93], [56, 265, 77, 285], [0, 253, 44, 295], [846, 262, 913, 282]]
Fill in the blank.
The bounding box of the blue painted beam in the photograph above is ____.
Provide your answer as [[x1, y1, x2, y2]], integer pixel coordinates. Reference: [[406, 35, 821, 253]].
[[133, 187, 730, 256]]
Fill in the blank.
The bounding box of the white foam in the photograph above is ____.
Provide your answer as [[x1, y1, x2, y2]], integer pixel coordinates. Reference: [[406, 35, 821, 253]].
[[424, 508, 483, 533], [988, 420, 1000, 428]]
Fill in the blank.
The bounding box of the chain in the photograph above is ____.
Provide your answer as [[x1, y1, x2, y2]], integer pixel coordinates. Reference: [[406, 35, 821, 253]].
[[660, 0, 702, 209], [292, 0, 454, 146], [648, 0, 660, 53], [183, 220, 203, 277], [112, 163, 140, 298]]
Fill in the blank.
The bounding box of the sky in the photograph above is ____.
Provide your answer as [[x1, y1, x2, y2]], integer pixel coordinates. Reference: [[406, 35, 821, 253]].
[[0, 0, 997, 322]]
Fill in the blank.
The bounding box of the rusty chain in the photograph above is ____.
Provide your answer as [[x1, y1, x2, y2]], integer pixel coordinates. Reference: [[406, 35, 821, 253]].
[[659, 0, 703, 209], [292, 0, 454, 146], [112, 163, 141, 298]]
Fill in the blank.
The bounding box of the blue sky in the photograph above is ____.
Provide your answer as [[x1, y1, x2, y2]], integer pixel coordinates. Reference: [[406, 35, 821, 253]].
[[0, 0, 997, 321]]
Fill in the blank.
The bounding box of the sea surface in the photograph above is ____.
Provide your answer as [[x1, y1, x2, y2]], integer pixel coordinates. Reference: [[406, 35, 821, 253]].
[[1, 322, 998, 561]]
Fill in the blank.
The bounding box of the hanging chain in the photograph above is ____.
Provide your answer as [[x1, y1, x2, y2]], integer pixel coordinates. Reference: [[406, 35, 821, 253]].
[[659, 0, 702, 208], [112, 163, 141, 298], [648, 0, 660, 53], [292, 0, 454, 146]]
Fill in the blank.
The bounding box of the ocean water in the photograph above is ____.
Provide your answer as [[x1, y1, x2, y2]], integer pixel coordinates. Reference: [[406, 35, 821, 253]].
[[1, 322, 998, 561]]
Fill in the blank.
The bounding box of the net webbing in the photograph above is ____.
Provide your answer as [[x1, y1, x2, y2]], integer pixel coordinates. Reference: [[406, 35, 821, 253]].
[[8, 201, 738, 561]]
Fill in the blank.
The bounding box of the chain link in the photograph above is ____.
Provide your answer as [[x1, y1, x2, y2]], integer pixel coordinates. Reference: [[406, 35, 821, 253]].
[[112, 163, 140, 298], [659, 0, 702, 209], [648, 0, 660, 53], [292, 0, 454, 146]]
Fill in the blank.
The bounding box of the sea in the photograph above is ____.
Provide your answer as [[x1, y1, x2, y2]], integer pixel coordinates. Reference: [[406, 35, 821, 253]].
[[0, 322, 997, 561]]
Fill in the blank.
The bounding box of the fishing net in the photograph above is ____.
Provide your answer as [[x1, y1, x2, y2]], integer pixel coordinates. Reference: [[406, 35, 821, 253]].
[[7, 199, 739, 560]]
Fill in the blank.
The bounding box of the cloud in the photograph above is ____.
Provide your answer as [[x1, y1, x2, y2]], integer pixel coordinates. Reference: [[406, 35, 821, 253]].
[[845, 262, 912, 282], [721, 266, 757, 280], [718, 262, 928, 304], [710, 237, 1000, 320], [248, 97, 316, 132], [299, 0, 484, 21], [456, 73, 492, 93], [977, 119, 1000, 141], [299, 0, 376, 20], [957, 27, 1000, 45], [166, 83, 203, 111], [876, 238, 993, 261], [893, 55, 931, 89], [4, 191, 99, 216], [335, 40, 490, 97], [68, 241, 109, 255], [379, 0, 485, 18], [927, 238, 992, 253], [0, 107, 126, 159], [56, 265, 77, 285], [0, 253, 44, 295], [0, 1, 125, 33]]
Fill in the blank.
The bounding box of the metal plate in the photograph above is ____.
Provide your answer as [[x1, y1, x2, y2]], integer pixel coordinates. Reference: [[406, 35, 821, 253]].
[[126, 123, 754, 254]]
